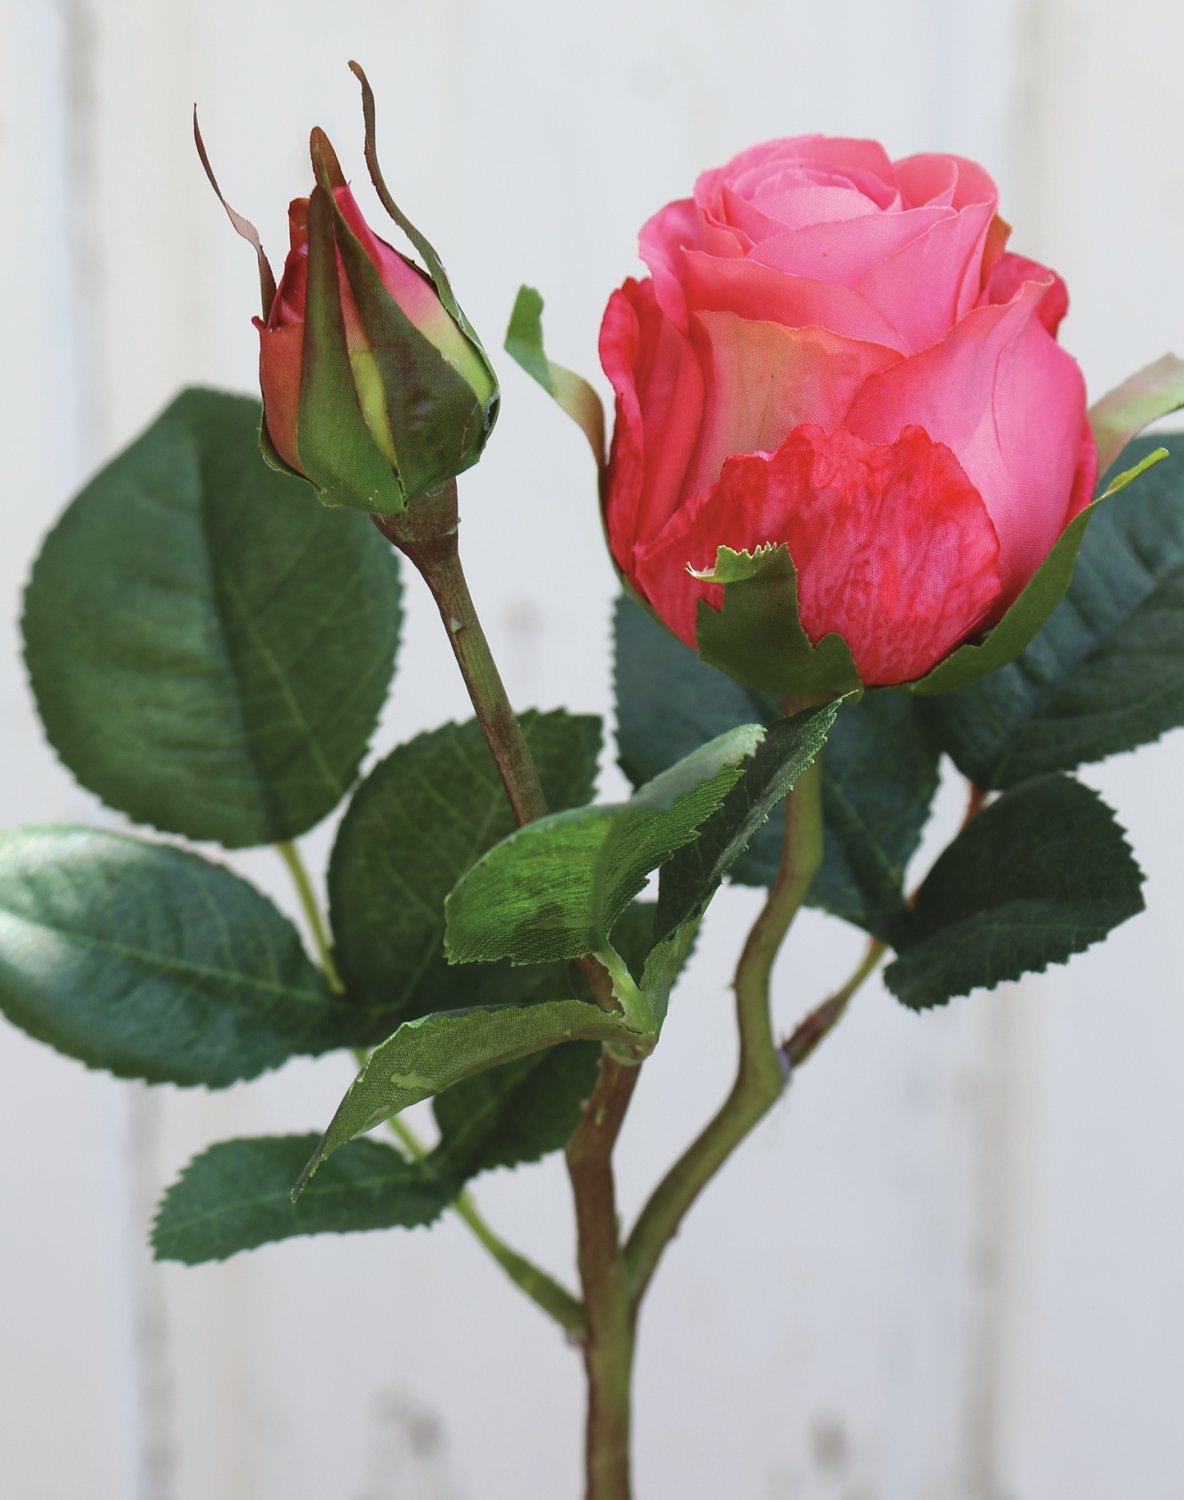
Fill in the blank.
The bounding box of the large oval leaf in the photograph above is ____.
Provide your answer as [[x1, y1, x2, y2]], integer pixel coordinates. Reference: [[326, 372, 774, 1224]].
[[0, 827, 344, 1085], [23, 388, 402, 848]]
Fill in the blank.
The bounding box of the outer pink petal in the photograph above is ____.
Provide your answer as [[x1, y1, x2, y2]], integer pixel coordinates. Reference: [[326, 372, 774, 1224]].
[[633, 423, 1003, 685], [845, 279, 1093, 596], [638, 198, 716, 326], [599, 278, 705, 567], [982, 250, 1069, 334], [257, 319, 305, 472], [682, 311, 902, 498]]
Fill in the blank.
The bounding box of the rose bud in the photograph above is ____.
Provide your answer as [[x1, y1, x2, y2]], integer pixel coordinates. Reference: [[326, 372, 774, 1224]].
[[600, 137, 1097, 692], [198, 64, 498, 514]]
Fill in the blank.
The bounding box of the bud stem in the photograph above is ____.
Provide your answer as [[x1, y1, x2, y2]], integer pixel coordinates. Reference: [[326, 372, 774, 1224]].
[[373, 484, 547, 827]]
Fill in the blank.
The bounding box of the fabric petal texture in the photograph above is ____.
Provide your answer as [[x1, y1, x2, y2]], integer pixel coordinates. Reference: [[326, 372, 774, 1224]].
[[599, 132, 1094, 690], [634, 424, 1004, 686]]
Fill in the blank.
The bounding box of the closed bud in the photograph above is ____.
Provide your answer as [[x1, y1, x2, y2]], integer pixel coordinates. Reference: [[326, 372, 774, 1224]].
[[199, 64, 498, 514]]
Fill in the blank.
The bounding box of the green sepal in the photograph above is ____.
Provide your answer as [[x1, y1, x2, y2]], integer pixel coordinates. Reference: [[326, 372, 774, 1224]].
[[1089, 352, 1184, 476], [884, 776, 1144, 1010], [295, 999, 637, 1192], [312, 136, 493, 507], [349, 62, 495, 377], [444, 724, 764, 971], [505, 285, 605, 471], [908, 448, 1166, 696], [925, 434, 1184, 787], [693, 544, 863, 700], [295, 179, 405, 513], [153, 1135, 450, 1264]]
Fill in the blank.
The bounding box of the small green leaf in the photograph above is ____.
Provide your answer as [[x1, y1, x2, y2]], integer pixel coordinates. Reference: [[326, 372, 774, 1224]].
[[23, 388, 402, 849], [693, 544, 862, 699], [908, 448, 1165, 697], [640, 704, 838, 1027], [430, 1042, 599, 1185], [328, 711, 601, 1041], [505, 286, 605, 469], [153, 1135, 449, 1264], [0, 828, 344, 1086], [927, 435, 1184, 788], [1089, 352, 1184, 475], [444, 725, 764, 969], [297, 1000, 633, 1189], [614, 598, 937, 941], [884, 776, 1144, 1010]]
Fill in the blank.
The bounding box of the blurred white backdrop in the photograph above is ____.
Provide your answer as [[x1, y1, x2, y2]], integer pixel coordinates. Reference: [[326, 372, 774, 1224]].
[[3, 1, 1182, 1497]]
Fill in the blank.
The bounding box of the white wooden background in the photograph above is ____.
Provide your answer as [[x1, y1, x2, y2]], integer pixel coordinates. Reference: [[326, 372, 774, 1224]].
[[3, 1, 1182, 1497]]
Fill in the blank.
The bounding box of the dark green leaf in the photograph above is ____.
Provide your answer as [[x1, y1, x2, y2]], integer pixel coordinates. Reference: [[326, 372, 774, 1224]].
[[328, 711, 601, 1041], [430, 1041, 599, 1185], [884, 776, 1144, 1010], [926, 435, 1184, 788], [444, 725, 763, 969], [297, 999, 633, 1189], [614, 598, 937, 940], [694, 544, 862, 699], [153, 1134, 449, 1264], [0, 827, 344, 1086], [23, 388, 402, 848]]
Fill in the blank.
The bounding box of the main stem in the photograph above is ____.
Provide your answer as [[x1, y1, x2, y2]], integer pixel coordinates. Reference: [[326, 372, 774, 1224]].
[[377, 485, 636, 1499], [624, 757, 825, 1307], [566, 1055, 641, 1500]]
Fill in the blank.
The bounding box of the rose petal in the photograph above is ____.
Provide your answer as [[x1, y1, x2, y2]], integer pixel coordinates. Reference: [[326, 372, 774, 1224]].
[[256, 320, 305, 471], [846, 277, 1094, 594], [600, 279, 705, 564], [749, 206, 949, 289], [982, 250, 1069, 334], [634, 423, 1003, 685], [682, 249, 909, 350], [682, 310, 902, 498]]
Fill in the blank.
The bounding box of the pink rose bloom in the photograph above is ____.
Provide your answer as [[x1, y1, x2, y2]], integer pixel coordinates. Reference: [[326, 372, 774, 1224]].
[[600, 137, 1097, 687]]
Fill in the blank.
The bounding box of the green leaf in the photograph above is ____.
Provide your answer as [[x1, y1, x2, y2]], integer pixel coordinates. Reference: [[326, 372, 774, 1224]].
[[505, 286, 605, 469], [297, 999, 633, 1190], [1089, 352, 1184, 475], [614, 598, 937, 941], [444, 724, 764, 969], [884, 776, 1144, 1010], [0, 827, 345, 1086], [430, 1041, 599, 1185], [926, 435, 1184, 788], [153, 1135, 449, 1264], [693, 544, 862, 699], [23, 388, 402, 849], [907, 448, 1165, 696], [639, 704, 838, 1028], [328, 711, 601, 1041]]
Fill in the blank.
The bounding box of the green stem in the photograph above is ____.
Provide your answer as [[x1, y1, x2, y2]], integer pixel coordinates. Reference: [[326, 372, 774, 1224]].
[[781, 939, 885, 1069], [386, 1111, 586, 1338], [276, 840, 343, 993], [373, 483, 547, 828], [623, 756, 824, 1308], [566, 1054, 641, 1500]]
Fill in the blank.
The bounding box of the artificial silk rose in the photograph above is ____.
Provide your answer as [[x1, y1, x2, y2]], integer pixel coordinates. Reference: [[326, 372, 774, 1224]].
[[600, 136, 1097, 688]]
